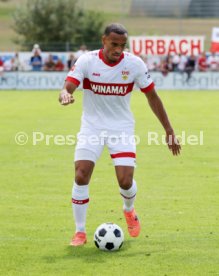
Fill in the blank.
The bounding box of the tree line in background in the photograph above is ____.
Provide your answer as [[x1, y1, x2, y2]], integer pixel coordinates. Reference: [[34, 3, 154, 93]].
[[12, 0, 105, 51]]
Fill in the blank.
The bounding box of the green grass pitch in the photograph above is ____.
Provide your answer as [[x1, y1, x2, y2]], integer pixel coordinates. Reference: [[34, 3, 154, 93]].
[[0, 90, 219, 275]]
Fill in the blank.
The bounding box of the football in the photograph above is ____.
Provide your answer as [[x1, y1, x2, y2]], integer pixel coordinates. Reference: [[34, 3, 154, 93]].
[[94, 223, 124, 251]]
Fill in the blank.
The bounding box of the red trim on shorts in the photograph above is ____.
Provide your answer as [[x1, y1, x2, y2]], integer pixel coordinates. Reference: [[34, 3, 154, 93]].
[[120, 193, 136, 199], [140, 82, 155, 94], [66, 76, 80, 86], [110, 152, 136, 159], [72, 198, 89, 204], [99, 49, 124, 67]]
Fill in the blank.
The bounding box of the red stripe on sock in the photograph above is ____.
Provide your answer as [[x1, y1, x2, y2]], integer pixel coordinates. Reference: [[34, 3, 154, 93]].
[[110, 152, 136, 159], [120, 193, 136, 199], [72, 198, 89, 204]]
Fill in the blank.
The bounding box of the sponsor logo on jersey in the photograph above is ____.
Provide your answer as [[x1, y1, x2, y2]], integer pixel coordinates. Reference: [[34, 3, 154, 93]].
[[91, 83, 129, 95], [92, 72, 101, 76], [83, 78, 134, 96]]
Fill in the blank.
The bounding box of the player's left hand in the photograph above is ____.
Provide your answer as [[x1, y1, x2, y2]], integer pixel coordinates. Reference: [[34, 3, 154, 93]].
[[165, 130, 181, 156]]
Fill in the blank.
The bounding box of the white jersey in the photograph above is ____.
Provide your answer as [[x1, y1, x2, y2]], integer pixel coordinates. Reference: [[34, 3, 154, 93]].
[[66, 49, 154, 130]]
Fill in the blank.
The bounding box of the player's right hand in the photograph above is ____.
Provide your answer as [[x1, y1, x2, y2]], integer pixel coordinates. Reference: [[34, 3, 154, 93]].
[[59, 89, 74, 105]]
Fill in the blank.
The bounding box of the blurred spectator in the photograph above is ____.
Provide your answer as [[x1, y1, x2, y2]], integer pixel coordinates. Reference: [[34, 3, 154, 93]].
[[148, 60, 158, 71], [166, 55, 173, 72], [13, 52, 21, 71], [160, 58, 169, 76], [185, 54, 196, 81], [198, 52, 207, 72], [55, 58, 65, 71], [67, 53, 77, 70], [140, 54, 159, 72], [3, 54, 21, 71], [4, 57, 16, 71], [147, 56, 160, 71], [0, 56, 4, 80], [75, 44, 88, 59], [172, 53, 180, 71], [30, 50, 42, 71], [44, 54, 56, 71], [207, 52, 219, 71], [178, 54, 188, 73], [0, 56, 4, 70]]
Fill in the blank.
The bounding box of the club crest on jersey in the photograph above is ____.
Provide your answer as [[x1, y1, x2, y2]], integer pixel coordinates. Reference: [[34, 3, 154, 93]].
[[122, 70, 129, 80]]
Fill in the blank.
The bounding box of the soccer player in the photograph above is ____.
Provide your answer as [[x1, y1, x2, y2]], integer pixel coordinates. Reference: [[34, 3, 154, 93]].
[[59, 23, 181, 246]]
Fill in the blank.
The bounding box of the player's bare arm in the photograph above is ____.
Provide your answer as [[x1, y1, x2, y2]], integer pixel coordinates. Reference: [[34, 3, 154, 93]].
[[59, 81, 77, 105], [145, 88, 181, 156]]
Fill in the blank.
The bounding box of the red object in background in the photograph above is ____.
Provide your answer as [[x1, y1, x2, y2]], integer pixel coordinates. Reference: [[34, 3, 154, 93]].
[[210, 42, 219, 53], [210, 28, 219, 53], [198, 55, 207, 71], [55, 61, 65, 71]]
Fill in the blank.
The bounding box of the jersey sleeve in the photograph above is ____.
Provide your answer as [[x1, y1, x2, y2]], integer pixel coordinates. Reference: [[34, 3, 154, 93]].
[[134, 57, 155, 93], [65, 54, 88, 86]]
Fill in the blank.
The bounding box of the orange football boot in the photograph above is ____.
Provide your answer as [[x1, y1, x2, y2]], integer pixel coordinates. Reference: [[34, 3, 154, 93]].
[[70, 232, 87, 246], [123, 208, 141, 237]]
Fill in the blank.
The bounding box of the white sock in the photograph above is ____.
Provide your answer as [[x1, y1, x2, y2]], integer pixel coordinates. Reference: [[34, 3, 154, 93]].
[[72, 182, 89, 233], [120, 179, 137, 211]]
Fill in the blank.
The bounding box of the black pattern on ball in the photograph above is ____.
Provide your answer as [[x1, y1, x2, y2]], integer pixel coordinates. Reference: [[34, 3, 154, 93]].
[[98, 228, 107, 237], [105, 242, 114, 250], [113, 229, 121, 237], [94, 241, 99, 248]]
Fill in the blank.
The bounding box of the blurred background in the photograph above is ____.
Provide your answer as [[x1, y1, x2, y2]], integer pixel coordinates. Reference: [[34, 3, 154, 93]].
[[0, 0, 219, 89], [1, 0, 219, 50]]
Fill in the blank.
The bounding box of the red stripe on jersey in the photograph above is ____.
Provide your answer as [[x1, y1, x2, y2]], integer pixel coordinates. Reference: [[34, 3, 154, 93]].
[[110, 152, 136, 159], [66, 76, 80, 86], [83, 78, 134, 96], [72, 198, 89, 204], [99, 49, 124, 67], [140, 82, 155, 94]]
